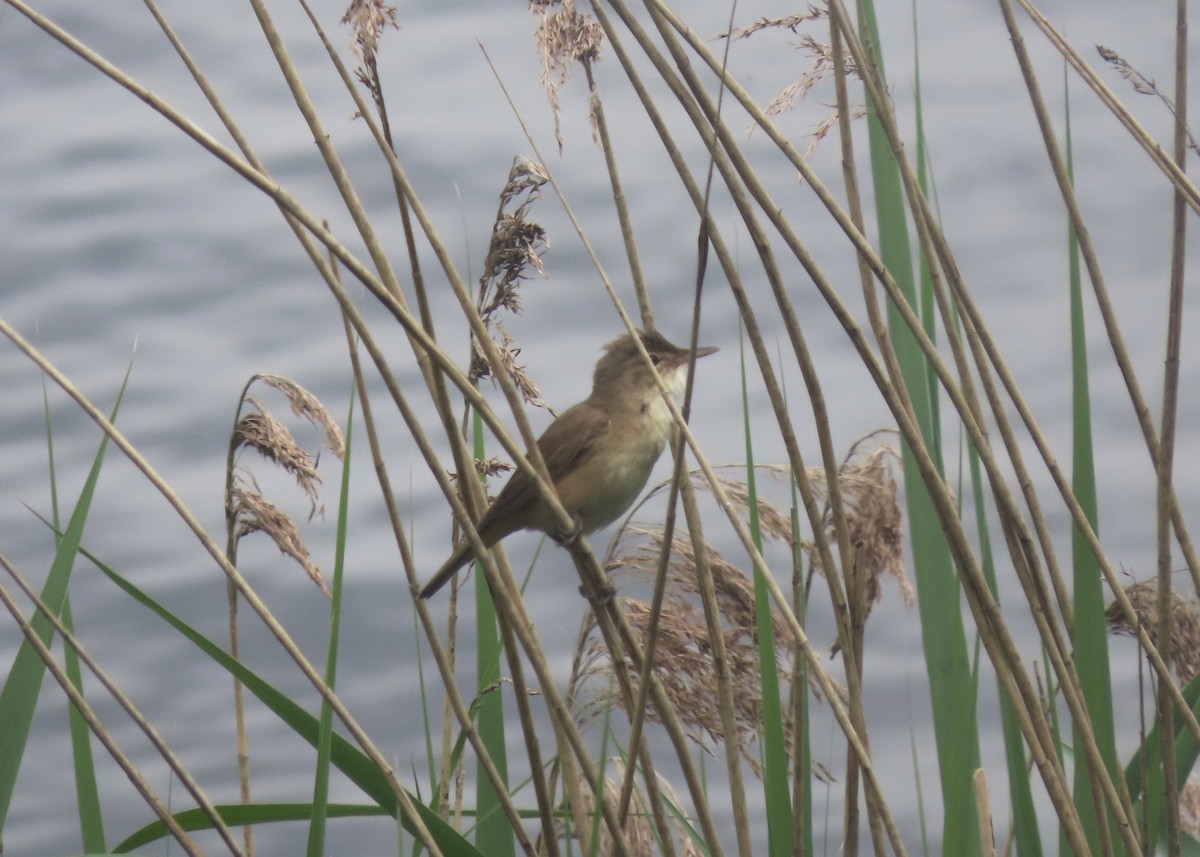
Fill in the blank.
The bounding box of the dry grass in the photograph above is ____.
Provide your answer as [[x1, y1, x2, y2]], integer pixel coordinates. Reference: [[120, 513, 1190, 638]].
[[470, 156, 552, 410], [1106, 578, 1200, 685], [566, 440, 904, 780], [802, 439, 911, 617], [228, 477, 330, 596], [563, 756, 706, 857], [530, 0, 604, 151]]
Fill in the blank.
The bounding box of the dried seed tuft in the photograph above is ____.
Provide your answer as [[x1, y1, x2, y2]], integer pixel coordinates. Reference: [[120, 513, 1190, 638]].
[[471, 157, 551, 410], [530, 0, 604, 152], [253, 374, 345, 460], [1106, 579, 1200, 683], [232, 401, 322, 507], [230, 478, 330, 596], [341, 0, 398, 67]]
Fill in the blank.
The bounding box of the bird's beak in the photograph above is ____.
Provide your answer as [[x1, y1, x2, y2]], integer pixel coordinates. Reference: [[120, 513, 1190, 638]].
[[694, 345, 719, 359]]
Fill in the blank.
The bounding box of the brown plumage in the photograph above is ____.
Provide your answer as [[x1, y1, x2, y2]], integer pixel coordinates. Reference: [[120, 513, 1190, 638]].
[[419, 329, 717, 598]]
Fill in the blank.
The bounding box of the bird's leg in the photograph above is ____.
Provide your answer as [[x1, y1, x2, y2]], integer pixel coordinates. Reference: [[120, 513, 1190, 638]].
[[551, 513, 584, 546]]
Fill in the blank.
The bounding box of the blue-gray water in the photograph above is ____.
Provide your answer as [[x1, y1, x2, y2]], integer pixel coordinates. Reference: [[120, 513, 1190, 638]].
[[2, 1, 1197, 854]]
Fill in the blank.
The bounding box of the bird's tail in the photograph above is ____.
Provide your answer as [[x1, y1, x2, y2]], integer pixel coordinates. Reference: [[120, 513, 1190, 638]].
[[418, 539, 478, 599]]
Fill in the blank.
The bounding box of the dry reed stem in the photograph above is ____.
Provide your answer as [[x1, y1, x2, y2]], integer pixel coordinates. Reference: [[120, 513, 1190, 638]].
[[1156, 4, 1190, 849], [318, 243, 544, 847], [0, 316, 450, 857], [974, 769, 997, 857], [492, 596, 560, 857], [841, 2, 1168, 848], [579, 5, 909, 849], [326, 0, 458, 467], [827, 15, 893, 852], [248, 0, 414, 330], [674, 466, 754, 857], [579, 56, 653, 327], [859, 10, 1108, 840], [291, 0, 478, 552], [632, 0, 879, 655], [1010, 0, 1200, 610], [829, 2, 1133, 847], [341, 326, 540, 847], [828, 16, 901, 848], [483, 40, 767, 856], [617, 5, 909, 845], [640, 0, 1088, 846], [555, 555, 672, 857], [570, 9, 702, 838], [600, 0, 861, 662], [8, 4, 545, 852], [998, 0, 1200, 787]]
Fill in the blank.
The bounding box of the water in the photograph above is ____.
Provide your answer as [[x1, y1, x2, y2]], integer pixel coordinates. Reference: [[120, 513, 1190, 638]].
[[1, 0, 1197, 853]]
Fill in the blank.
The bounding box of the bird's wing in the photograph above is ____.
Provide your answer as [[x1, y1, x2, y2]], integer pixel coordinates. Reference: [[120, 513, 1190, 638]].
[[478, 402, 610, 532]]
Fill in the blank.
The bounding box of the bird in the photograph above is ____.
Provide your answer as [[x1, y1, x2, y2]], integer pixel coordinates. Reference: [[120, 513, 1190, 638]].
[[419, 328, 718, 598]]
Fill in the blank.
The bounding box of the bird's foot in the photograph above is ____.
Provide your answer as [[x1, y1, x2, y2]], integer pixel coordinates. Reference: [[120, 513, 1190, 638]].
[[552, 514, 584, 546], [579, 578, 616, 607]]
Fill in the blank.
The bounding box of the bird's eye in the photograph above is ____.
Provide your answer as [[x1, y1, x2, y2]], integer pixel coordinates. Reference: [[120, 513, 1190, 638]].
[[649, 354, 662, 366]]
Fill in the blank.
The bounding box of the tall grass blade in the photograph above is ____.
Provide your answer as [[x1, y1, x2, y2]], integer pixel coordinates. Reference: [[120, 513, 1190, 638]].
[[0, 367, 130, 833], [471, 406, 512, 856], [81, 552, 482, 855], [1122, 672, 1200, 848], [910, 0, 941, 467], [63, 597, 106, 853], [44, 382, 106, 852], [305, 386, 355, 857], [116, 802, 391, 852], [1064, 72, 1122, 856], [739, 329, 793, 855], [856, 2, 981, 852]]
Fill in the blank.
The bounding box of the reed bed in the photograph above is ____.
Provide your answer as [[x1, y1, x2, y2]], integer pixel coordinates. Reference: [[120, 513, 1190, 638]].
[[0, 1, 1195, 855]]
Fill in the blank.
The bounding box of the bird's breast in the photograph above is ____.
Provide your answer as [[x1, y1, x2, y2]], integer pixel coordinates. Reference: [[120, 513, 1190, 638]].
[[565, 408, 670, 532]]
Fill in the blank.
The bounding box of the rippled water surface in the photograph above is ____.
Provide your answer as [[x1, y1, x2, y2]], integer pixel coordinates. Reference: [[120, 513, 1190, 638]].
[[2, 1, 1197, 853]]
